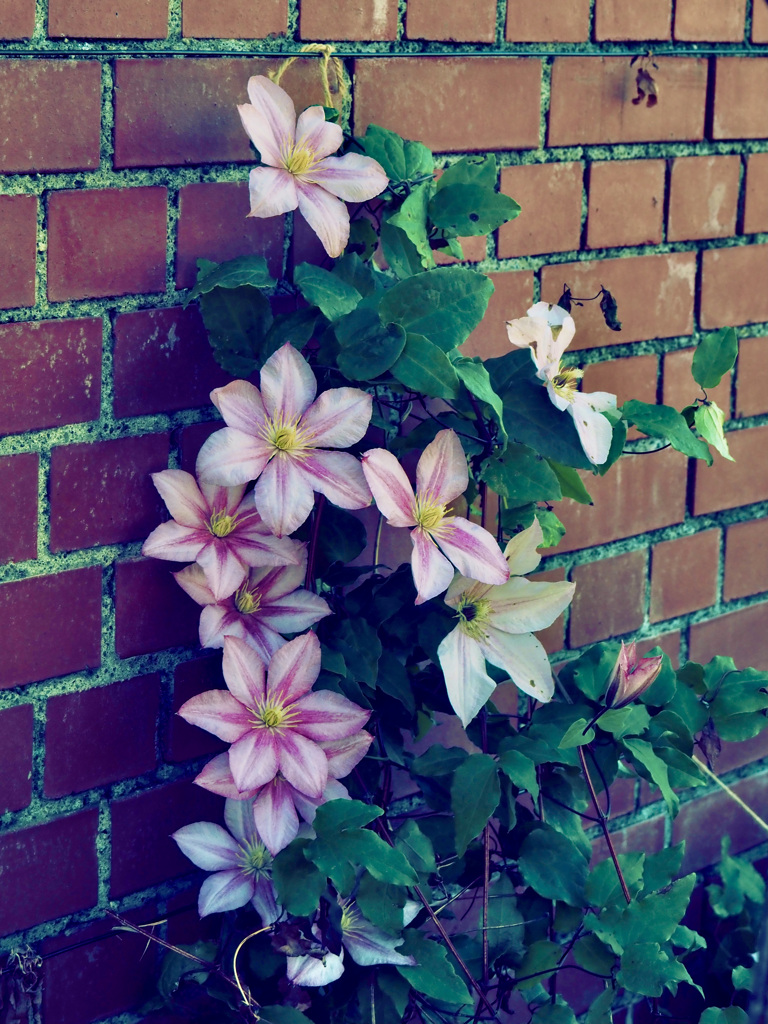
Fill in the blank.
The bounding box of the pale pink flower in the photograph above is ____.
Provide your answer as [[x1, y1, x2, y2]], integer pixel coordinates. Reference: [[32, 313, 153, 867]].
[[361, 429, 509, 605], [506, 302, 617, 466], [237, 75, 388, 258], [178, 633, 370, 800], [196, 344, 373, 537], [174, 553, 330, 663], [605, 641, 663, 709], [437, 519, 576, 726], [142, 470, 300, 600], [172, 798, 279, 921]]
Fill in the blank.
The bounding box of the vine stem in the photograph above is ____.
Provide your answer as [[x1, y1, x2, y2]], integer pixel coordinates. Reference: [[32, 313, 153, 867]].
[[106, 911, 218, 970], [304, 494, 326, 590], [480, 710, 490, 988], [576, 745, 632, 906], [231, 926, 272, 1013]]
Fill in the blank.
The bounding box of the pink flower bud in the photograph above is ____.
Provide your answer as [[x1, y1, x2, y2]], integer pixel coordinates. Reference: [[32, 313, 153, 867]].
[[604, 641, 663, 709]]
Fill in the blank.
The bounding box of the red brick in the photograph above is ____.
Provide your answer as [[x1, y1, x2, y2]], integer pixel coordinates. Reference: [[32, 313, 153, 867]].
[[0, 705, 33, 814], [672, 771, 768, 872], [505, 0, 589, 41], [178, 420, 223, 474], [49, 0, 169, 38], [674, 0, 746, 40], [753, 0, 768, 42], [594, 0, 671, 40], [407, 0, 496, 41], [551, 446, 687, 554], [353, 57, 541, 152], [540, 252, 696, 350], [433, 233, 487, 266], [110, 780, 223, 898], [735, 335, 768, 418], [166, 655, 227, 762], [176, 181, 283, 289], [744, 153, 768, 234], [0, 61, 100, 173], [586, 159, 665, 249], [0, 0, 35, 37], [662, 346, 731, 413], [581, 353, 658, 441], [460, 270, 534, 360], [694, 426, 768, 514], [636, 630, 681, 665], [113, 306, 233, 419], [0, 195, 36, 310], [569, 550, 646, 647], [115, 558, 199, 659], [300, 0, 397, 39], [50, 434, 169, 552], [723, 519, 768, 601], [0, 318, 102, 436], [701, 245, 768, 330], [650, 530, 719, 623], [715, 730, 768, 774], [42, 908, 158, 1024], [549, 57, 707, 147], [713, 58, 768, 139], [45, 675, 160, 797], [497, 163, 583, 258], [0, 454, 37, 564], [667, 155, 740, 242], [0, 568, 101, 688], [48, 187, 167, 302], [182, 0, 287, 36], [690, 603, 768, 672], [591, 815, 665, 867], [0, 810, 98, 936]]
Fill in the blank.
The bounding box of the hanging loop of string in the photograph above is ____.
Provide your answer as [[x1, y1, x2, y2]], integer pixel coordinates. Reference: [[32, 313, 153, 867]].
[[268, 43, 349, 113]]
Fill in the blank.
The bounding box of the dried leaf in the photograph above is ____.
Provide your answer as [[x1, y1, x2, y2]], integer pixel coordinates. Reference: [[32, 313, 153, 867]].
[[632, 67, 659, 108]]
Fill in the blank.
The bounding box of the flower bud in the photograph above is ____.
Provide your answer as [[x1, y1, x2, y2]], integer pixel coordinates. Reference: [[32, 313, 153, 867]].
[[604, 641, 663, 709]]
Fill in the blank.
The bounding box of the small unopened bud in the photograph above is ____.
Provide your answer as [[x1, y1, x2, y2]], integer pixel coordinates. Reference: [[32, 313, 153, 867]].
[[604, 641, 663, 709]]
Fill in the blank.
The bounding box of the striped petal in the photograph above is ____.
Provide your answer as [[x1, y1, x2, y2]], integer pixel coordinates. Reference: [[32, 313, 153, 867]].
[[251, 875, 281, 924], [360, 448, 416, 527], [310, 151, 389, 202], [295, 105, 344, 159], [198, 868, 255, 917], [224, 796, 258, 846], [196, 540, 249, 601], [254, 453, 316, 537], [434, 517, 509, 586], [296, 179, 350, 259], [292, 778, 348, 824], [196, 427, 272, 488], [298, 451, 372, 511], [246, 165, 299, 218], [151, 469, 208, 527], [229, 728, 279, 793], [260, 342, 317, 422], [174, 563, 216, 606], [437, 626, 497, 727], [211, 380, 267, 433], [504, 518, 544, 577], [222, 635, 267, 707], [195, 752, 258, 800], [300, 387, 373, 448], [416, 429, 468, 506], [177, 689, 252, 743], [237, 618, 288, 665], [276, 731, 328, 798], [229, 513, 304, 568], [172, 821, 241, 871], [287, 952, 345, 987], [478, 627, 555, 703], [243, 76, 296, 165], [411, 528, 456, 605], [252, 558, 307, 602], [487, 577, 575, 634], [142, 520, 203, 563], [253, 777, 301, 855], [199, 603, 247, 649], [320, 731, 374, 779], [267, 631, 321, 706], [294, 691, 371, 742]]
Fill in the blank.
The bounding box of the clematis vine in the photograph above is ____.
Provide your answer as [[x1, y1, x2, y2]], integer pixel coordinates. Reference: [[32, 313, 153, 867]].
[[174, 553, 330, 663], [178, 632, 370, 800], [506, 302, 617, 466], [362, 429, 509, 604], [604, 640, 664, 710], [437, 519, 576, 727], [196, 343, 373, 537], [142, 470, 300, 601], [172, 798, 279, 922], [237, 75, 388, 258]]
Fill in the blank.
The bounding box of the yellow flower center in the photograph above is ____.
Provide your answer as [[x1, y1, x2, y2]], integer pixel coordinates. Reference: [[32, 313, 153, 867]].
[[340, 900, 361, 933], [262, 413, 312, 457], [550, 365, 583, 403], [251, 698, 300, 731], [283, 142, 317, 177], [238, 838, 271, 876], [456, 595, 492, 642], [207, 509, 239, 538], [234, 582, 262, 615], [413, 494, 446, 533]]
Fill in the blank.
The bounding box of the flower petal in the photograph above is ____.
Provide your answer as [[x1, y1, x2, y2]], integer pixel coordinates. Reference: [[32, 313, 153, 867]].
[[243, 75, 296, 165], [343, 917, 415, 968], [487, 577, 576, 634], [224, 796, 258, 846], [174, 563, 216, 606], [411, 528, 456, 605], [479, 627, 555, 703], [151, 469, 208, 527], [320, 731, 374, 779], [251, 874, 281, 925], [300, 387, 373, 448], [229, 729, 279, 793], [310, 151, 389, 203], [222, 635, 268, 707], [172, 821, 241, 871], [198, 868, 255, 917], [276, 731, 328, 798], [434, 517, 509, 586], [295, 105, 343, 159], [267, 631, 321, 706], [361, 449, 416, 527], [238, 619, 289, 663], [296, 179, 350, 259], [416, 429, 468, 506], [260, 342, 318, 423], [260, 590, 331, 636], [294, 690, 371, 742], [570, 391, 616, 466], [196, 427, 272, 488], [504, 518, 544, 577], [246, 165, 299, 218], [229, 513, 304, 568], [196, 541, 249, 602], [211, 380, 267, 433], [254, 454, 317, 537], [199, 603, 246, 649], [142, 521, 203, 563], [437, 626, 497, 727], [287, 952, 345, 987], [253, 777, 300, 855], [195, 752, 258, 800], [298, 451, 372, 511], [178, 689, 252, 743], [291, 778, 348, 823]]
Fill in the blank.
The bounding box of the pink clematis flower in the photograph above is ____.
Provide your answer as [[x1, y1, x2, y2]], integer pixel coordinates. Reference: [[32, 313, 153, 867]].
[[172, 798, 280, 921], [174, 552, 330, 663], [196, 343, 373, 538], [437, 519, 576, 727], [178, 633, 370, 801], [142, 470, 300, 601], [361, 429, 509, 605], [506, 302, 617, 466], [237, 75, 388, 258], [604, 641, 663, 710]]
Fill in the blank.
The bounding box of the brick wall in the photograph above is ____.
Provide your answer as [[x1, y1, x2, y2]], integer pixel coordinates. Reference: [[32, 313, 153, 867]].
[[2, 2, 768, 1020]]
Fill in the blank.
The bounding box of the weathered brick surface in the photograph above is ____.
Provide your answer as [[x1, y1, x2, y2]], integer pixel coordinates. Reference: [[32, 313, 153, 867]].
[[178, 420, 224, 473], [662, 346, 731, 413], [460, 270, 534, 359], [586, 159, 665, 249], [48, 0, 169, 38], [48, 187, 167, 302], [353, 58, 542, 152], [667, 155, 740, 241], [0, 705, 34, 814], [674, 0, 746, 40], [735, 335, 768, 418], [594, 0, 671, 40], [44, 675, 160, 797], [744, 153, 768, 234], [0, 568, 102, 689], [115, 558, 199, 658], [0, 453, 38, 564], [50, 434, 169, 552], [0, 0, 35, 37], [591, 814, 666, 866], [754, 0, 768, 42], [299, 0, 398, 39], [637, 631, 681, 665], [693, 426, 768, 514], [0, 195, 37, 310], [569, 550, 646, 647], [701, 245, 768, 329], [406, 0, 496, 41], [690, 603, 768, 671], [723, 519, 768, 601], [0, 318, 102, 436], [0, 810, 98, 936], [166, 655, 227, 762], [548, 57, 707, 146], [713, 58, 768, 139], [581, 353, 658, 439], [182, 0, 288, 37], [498, 162, 583, 258], [505, 0, 590, 41], [0, 60, 101, 172], [650, 530, 720, 622]]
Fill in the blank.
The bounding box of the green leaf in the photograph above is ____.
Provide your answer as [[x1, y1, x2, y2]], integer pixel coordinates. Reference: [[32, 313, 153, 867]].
[[333, 252, 380, 296], [621, 400, 713, 465], [394, 820, 436, 876], [587, 852, 645, 908], [585, 988, 615, 1024], [437, 154, 498, 191], [707, 836, 766, 917], [346, 219, 379, 262], [592, 874, 696, 954], [623, 737, 679, 815], [558, 718, 594, 748], [387, 182, 435, 271], [411, 745, 469, 777], [360, 124, 406, 182], [498, 748, 539, 800], [695, 402, 733, 460], [451, 753, 501, 856], [641, 844, 684, 895], [357, 873, 408, 934], [262, 307, 317, 362], [692, 327, 739, 389], [378, 266, 494, 352], [732, 964, 755, 991], [518, 826, 588, 907], [596, 705, 651, 739], [397, 930, 473, 1004], [481, 444, 562, 505], [327, 618, 382, 686], [502, 380, 593, 470], [336, 306, 406, 380], [272, 840, 327, 916], [314, 798, 383, 834], [380, 222, 426, 280], [617, 941, 695, 997], [451, 355, 508, 442], [157, 943, 214, 1001], [404, 140, 434, 178], [536, 509, 566, 548], [547, 460, 593, 504], [698, 1009, 749, 1024], [558, 642, 621, 702], [573, 934, 617, 976], [294, 263, 362, 321], [515, 939, 562, 989], [390, 333, 460, 400], [198, 285, 273, 376], [531, 1005, 578, 1024], [429, 183, 520, 236], [377, 651, 416, 714], [315, 503, 367, 575], [260, 1007, 316, 1024], [485, 874, 526, 961], [186, 254, 274, 303]]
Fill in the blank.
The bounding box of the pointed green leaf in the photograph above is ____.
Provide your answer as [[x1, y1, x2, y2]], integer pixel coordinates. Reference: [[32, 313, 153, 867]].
[[623, 737, 680, 815], [518, 826, 588, 907], [394, 820, 436, 876], [515, 939, 563, 989], [617, 941, 696, 997], [186, 254, 274, 303], [547, 460, 594, 504], [437, 155, 498, 191], [357, 873, 408, 933], [621, 400, 713, 464], [295, 263, 362, 321], [481, 444, 562, 505], [360, 124, 406, 182], [390, 332, 460, 400], [695, 402, 733, 461], [397, 930, 472, 1004], [314, 798, 383, 834], [502, 381, 593, 469], [387, 182, 435, 271], [336, 307, 406, 380], [698, 1009, 749, 1024], [692, 327, 739, 389], [535, 508, 566, 548], [498, 747, 539, 800], [451, 753, 500, 856], [451, 355, 508, 442], [380, 222, 426, 280], [429, 183, 520, 236], [272, 839, 327, 916], [532, 1005, 578, 1024], [198, 285, 273, 377]]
